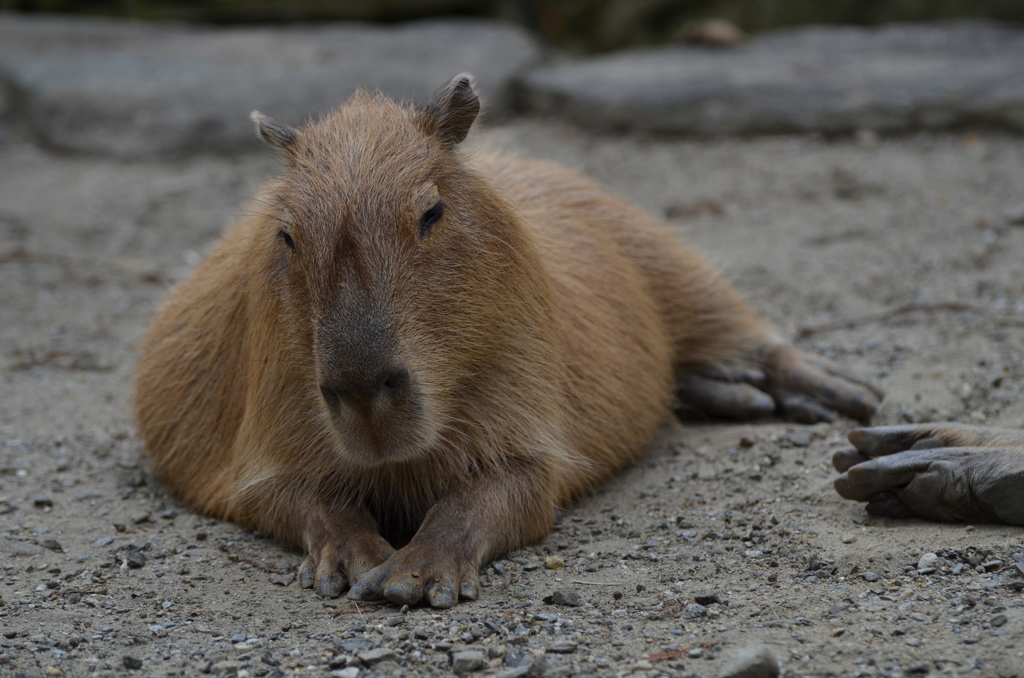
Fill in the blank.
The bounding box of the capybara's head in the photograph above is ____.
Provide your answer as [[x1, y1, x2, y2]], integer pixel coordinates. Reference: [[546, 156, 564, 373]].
[[250, 75, 545, 468]]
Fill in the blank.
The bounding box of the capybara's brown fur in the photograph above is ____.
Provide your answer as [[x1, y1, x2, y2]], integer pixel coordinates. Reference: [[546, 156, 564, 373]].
[[134, 74, 878, 607]]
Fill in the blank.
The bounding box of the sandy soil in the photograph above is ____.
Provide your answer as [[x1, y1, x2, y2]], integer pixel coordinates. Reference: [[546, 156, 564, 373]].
[[1, 120, 1023, 678]]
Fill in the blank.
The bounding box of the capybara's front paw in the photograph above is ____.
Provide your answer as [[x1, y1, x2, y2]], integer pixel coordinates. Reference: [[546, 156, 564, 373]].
[[347, 543, 480, 609], [299, 517, 395, 598], [760, 344, 882, 424]]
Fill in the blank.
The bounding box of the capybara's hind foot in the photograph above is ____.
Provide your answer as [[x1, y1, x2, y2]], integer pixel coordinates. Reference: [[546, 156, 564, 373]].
[[299, 505, 395, 598], [760, 344, 882, 423], [676, 344, 882, 424]]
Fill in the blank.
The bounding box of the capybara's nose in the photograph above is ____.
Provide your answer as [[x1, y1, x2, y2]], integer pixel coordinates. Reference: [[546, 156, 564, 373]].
[[320, 365, 410, 414]]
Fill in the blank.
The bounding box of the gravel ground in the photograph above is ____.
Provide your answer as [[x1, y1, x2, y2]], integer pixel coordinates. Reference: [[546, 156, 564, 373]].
[[2, 119, 1024, 678]]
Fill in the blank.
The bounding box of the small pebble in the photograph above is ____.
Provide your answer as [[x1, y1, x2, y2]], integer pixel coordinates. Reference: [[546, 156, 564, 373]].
[[543, 556, 564, 570], [719, 642, 779, 678], [209, 661, 241, 676], [905, 637, 921, 647], [452, 650, 487, 674], [855, 129, 880, 149], [917, 553, 939, 570], [543, 588, 581, 607], [786, 430, 813, 447], [546, 640, 578, 654], [841, 533, 856, 544], [687, 603, 707, 618], [1006, 202, 1024, 225], [687, 647, 703, 658], [122, 655, 143, 670], [123, 550, 146, 568], [330, 668, 360, 678], [863, 572, 879, 582], [991, 614, 1008, 627], [694, 592, 721, 606]]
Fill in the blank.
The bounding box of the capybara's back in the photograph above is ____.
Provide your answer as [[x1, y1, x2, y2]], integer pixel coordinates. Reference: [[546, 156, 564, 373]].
[[135, 74, 880, 608]]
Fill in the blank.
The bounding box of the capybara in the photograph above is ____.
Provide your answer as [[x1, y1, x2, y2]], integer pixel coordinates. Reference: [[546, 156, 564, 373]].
[[134, 74, 881, 608]]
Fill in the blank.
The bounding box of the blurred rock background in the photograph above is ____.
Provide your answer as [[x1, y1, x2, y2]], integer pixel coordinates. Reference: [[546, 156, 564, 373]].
[[3, 0, 1023, 52]]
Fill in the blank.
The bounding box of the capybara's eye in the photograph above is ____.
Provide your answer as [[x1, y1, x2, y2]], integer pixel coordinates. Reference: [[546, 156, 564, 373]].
[[419, 202, 444, 237], [278, 230, 296, 253]]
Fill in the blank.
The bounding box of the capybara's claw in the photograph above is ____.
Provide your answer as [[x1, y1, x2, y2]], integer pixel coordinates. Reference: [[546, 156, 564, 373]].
[[298, 555, 317, 589], [346, 572, 386, 602]]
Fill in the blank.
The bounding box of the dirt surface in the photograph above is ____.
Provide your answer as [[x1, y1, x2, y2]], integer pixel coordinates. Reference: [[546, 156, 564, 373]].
[[2, 120, 1024, 678]]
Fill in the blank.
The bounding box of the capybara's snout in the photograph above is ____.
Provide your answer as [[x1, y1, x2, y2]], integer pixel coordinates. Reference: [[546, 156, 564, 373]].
[[318, 363, 411, 417]]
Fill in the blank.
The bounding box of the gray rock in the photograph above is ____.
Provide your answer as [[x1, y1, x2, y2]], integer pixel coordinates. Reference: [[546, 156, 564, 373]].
[[719, 643, 779, 678], [0, 14, 538, 156], [123, 550, 146, 568], [546, 640, 578, 654], [452, 650, 488, 674], [358, 647, 398, 665], [209, 660, 241, 676], [337, 637, 373, 653], [917, 552, 940, 570], [1006, 203, 1024, 224], [544, 588, 582, 606], [785, 429, 814, 447], [3, 539, 45, 557], [520, 21, 1024, 136], [122, 655, 143, 670]]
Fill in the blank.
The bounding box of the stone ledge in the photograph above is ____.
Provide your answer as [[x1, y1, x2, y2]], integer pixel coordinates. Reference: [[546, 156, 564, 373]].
[[518, 21, 1024, 136], [0, 14, 539, 156]]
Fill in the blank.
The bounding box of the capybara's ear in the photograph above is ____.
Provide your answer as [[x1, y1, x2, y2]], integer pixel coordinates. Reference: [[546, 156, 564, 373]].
[[250, 111, 299, 152], [420, 73, 481, 146]]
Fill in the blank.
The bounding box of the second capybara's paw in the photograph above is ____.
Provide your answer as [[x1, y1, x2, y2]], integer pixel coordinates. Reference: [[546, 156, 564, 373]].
[[347, 542, 480, 609], [832, 424, 1024, 526], [299, 518, 395, 598], [760, 344, 882, 424]]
